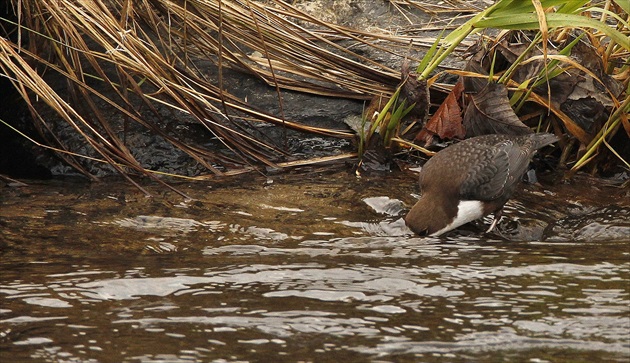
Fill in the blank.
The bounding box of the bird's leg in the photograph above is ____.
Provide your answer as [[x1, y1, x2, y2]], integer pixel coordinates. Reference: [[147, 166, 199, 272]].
[[486, 209, 503, 233]]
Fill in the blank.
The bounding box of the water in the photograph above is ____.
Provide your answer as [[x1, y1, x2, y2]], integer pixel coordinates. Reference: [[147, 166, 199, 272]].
[[1, 167, 629, 362]]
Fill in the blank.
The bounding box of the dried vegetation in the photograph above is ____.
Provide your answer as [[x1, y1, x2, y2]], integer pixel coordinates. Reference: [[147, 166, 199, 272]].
[[0, 0, 628, 188]]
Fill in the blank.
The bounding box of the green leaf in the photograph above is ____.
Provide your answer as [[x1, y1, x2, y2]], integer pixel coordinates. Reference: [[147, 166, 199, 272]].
[[369, 88, 401, 136], [613, 0, 630, 14], [555, 2, 587, 14], [474, 14, 540, 29], [417, 31, 443, 73], [474, 13, 630, 51]]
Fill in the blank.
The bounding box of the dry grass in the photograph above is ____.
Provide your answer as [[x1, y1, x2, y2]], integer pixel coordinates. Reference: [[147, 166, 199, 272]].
[[0, 0, 627, 186], [1, 0, 454, 185]]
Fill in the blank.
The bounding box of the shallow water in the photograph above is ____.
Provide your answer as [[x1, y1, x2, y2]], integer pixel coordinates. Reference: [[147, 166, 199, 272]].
[[1, 167, 629, 362]]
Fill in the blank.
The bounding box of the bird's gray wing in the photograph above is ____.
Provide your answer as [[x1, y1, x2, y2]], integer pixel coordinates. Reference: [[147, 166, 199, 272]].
[[459, 141, 513, 201]]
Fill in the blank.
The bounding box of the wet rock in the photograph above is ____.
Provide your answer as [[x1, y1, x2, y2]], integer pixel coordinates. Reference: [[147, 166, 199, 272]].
[[544, 206, 630, 242], [495, 217, 548, 242]]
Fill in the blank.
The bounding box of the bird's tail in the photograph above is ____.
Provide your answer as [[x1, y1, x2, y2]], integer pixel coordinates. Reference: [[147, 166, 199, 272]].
[[530, 133, 559, 150]]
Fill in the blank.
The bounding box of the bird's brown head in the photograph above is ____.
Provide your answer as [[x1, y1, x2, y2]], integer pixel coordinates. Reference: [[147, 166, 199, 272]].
[[404, 194, 455, 236]]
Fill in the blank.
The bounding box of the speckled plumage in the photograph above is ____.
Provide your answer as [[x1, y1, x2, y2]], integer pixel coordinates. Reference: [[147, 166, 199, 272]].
[[405, 133, 557, 236]]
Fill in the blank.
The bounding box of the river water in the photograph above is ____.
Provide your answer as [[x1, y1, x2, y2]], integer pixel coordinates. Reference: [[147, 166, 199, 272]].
[[1, 166, 629, 362]]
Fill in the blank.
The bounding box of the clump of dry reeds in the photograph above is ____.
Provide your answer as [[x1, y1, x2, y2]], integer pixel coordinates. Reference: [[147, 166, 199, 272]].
[[0, 0, 425, 187], [0, 0, 627, 188]]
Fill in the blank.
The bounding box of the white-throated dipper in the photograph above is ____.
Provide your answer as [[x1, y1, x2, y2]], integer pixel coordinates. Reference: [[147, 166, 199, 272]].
[[405, 133, 558, 236]]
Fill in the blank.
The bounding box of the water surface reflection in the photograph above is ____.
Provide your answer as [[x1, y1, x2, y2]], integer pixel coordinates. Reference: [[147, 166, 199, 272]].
[[1, 170, 629, 362]]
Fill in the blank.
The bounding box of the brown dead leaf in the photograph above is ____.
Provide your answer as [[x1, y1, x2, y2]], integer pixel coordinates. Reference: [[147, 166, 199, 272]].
[[401, 60, 430, 124], [462, 42, 491, 94], [463, 82, 532, 137], [415, 80, 465, 145]]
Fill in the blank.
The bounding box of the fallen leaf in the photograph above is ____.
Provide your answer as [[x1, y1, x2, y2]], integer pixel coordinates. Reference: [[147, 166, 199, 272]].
[[400, 60, 430, 124], [416, 80, 465, 145], [462, 82, 532, 137], [462, 42, 491, 94]]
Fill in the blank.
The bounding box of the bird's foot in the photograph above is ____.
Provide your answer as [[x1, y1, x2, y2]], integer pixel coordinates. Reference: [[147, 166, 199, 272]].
[[485, 210, 503, 233]]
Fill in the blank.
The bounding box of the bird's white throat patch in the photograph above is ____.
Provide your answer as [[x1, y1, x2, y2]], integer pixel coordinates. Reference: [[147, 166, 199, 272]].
[[431, 200, 485, 236]]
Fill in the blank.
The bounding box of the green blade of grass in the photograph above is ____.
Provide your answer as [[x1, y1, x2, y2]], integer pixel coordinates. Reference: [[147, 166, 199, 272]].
[[475, 13, 629, 50], [612, 0, 630, 15]]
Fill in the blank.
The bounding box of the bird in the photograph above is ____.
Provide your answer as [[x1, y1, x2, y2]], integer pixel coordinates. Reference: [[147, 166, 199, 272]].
[[404, 133, 558, 236]]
